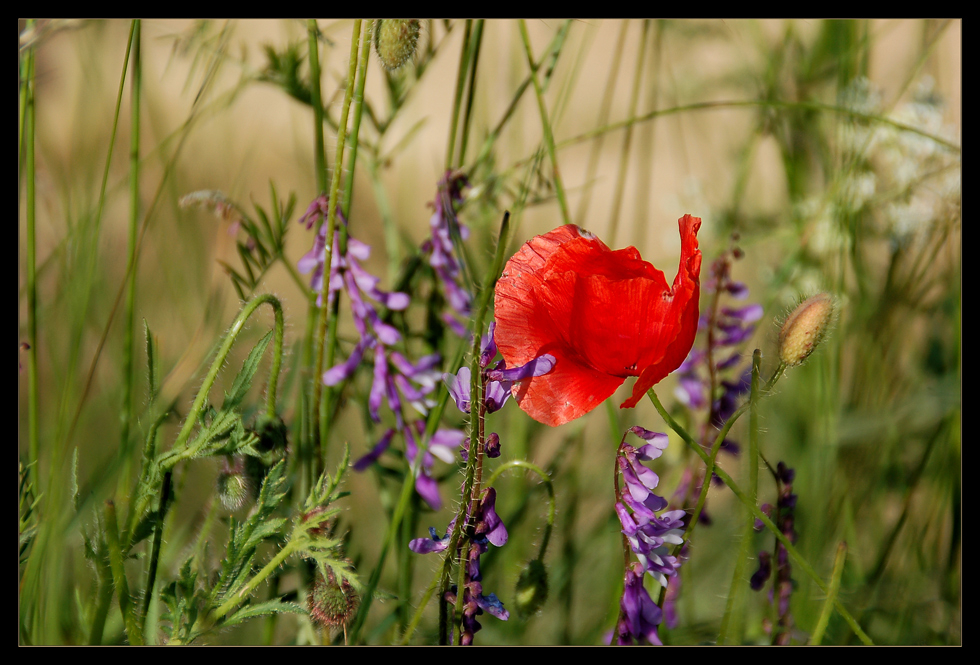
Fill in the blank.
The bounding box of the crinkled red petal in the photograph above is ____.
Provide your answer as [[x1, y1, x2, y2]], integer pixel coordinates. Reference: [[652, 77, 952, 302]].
[[494, 217, 701, 425]]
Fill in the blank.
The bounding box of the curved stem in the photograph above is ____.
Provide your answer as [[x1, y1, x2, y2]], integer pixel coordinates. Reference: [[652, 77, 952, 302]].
[[485, 459, 555, 559], [171, 294, 285, 457]]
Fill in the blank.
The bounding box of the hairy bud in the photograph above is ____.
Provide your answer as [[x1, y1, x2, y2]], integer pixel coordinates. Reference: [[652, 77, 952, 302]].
[[778, 293, 836, 367], [374, 20, 420, 70], [514, 559, 549, 619], [216, 458, 250, 510], [309, 568, 360, 629]]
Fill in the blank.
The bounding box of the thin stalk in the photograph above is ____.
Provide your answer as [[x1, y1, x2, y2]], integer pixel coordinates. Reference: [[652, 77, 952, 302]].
[[313, 19, 362, 472], [445, 20, 473, 170], [518, 20, 571, 226], [302, 19, 329, 497], [120, 20, 142, 490], [718, 349, 762, 644], [559, 98, 960, 154], [812, 541, 848, 645], [574, 19, 628, 228], [607, 20, 649, 243], [140, 470, 171, 627], [22, 22, 39, 492], [307, 20, 328, 194], [646, 388, 873, 645], [456, 19, 484, 167], [319, 21, 372, 475], [87, 563, 113, 645]]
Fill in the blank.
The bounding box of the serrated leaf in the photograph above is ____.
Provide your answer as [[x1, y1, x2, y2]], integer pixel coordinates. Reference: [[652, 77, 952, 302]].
[[244, 518, 288, 551], [223, 330, 273, 411], [222, 598, 306, 627]]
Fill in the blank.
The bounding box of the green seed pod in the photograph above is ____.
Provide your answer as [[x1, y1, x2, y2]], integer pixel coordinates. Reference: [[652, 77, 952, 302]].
[[514, 559, 549, 619], [374, 19, 420, 70]]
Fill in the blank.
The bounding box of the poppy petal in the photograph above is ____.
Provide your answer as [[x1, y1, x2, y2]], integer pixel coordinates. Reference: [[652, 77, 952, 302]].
[[494, 217, 701, 426], [620, 214, 701, 408]]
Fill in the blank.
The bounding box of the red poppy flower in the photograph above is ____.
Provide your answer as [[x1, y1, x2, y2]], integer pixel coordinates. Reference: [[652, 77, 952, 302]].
[[493, 215, 702, 427]]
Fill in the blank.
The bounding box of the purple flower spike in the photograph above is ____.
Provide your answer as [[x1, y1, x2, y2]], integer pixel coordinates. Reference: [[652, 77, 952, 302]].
[[615, 562, 663, 645]]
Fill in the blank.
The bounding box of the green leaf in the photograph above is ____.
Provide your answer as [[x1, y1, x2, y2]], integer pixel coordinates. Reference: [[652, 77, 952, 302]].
[[222, 598, 306, 627], [144, 318, 158, 404], [223, 330, 273, 411]]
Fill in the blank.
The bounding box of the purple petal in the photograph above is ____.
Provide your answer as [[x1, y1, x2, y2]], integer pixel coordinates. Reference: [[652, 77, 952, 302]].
[[444, 367, 471, 414], [415, 472, 442, 511], [486, 354, 556, 382], [353, 428, 395, 471]]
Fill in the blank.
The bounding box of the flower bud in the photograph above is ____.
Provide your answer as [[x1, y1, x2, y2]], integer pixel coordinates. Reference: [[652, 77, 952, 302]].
[[514, 559, 548, 619], [778, 293, 835, 366], [216, 459, 250, 510], [373, 20, 420, 71], [309, 568, 360, 629]]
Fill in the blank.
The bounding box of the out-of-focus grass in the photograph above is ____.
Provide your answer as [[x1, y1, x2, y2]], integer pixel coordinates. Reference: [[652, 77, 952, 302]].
[[19, 19, 959, 644]]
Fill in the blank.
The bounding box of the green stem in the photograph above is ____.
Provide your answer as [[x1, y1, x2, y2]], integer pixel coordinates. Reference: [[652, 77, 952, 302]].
[[307, 20, 328, 194], [313, 19, 362, 473], [104, 501, 144, 645], [211, 540, 301, 622], [456, 20, 484, 167], [485, 459, 555, 559], [169, 294, 285, 461], [87, 557, 113, 645], [445, 20, 473, 170], [121, 20, 141, 485], [22, 22, 39, 494], [717, 350, 762, 644], [518, 20, 571, 226], [646, 388, 873, 645], [559, 98, 960, 154], [607, 20, 648, 243], [812, 541, 848, 645]]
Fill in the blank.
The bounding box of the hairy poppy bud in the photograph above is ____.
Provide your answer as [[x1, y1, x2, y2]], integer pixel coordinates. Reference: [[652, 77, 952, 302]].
[[778, 293, 836, 366], [309, 568, 359, 629], [514, 559, 548, 619], [216, 458, 250, 510], [373, 20, 420, 70]]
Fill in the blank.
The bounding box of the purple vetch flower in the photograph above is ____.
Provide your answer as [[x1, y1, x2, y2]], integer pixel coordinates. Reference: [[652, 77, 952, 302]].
[[611, 427, 686, 644], [614, 562, 664, 645], [445, 324, 556, 416], [412, 487, 510, 643]]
